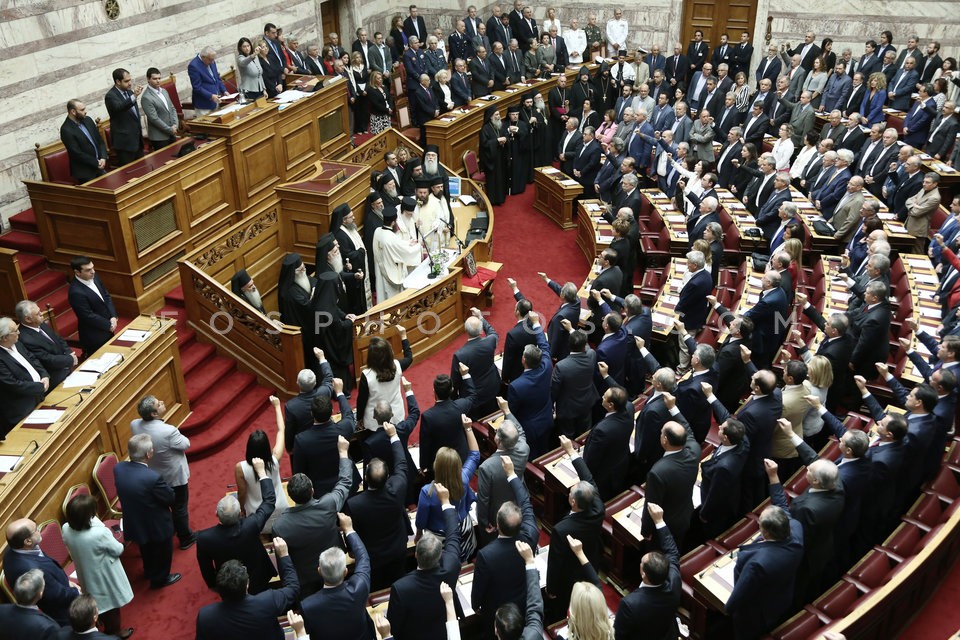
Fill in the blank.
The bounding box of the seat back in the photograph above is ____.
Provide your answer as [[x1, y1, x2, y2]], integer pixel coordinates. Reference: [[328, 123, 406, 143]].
[[847, 549, 899, 589], [37, 519, 70, 567], [462, 150, 479, 177], [39, 148, 78, 185], [160, 73, 185, 119], [0, 571, 13, 603], [811, 580, 861, 619], [62, 483, 91, 519], [93, 452, 123, 517]]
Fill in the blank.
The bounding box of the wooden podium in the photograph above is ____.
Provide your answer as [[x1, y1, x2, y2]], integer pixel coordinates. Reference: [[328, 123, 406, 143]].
[[575, 199, 613, 264], [533, 167, 583, 230]]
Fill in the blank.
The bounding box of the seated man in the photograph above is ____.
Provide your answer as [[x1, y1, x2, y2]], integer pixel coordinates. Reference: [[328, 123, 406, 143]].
[[13, 300, 76, 390], [3, 518, 78, 626], [0, 317, 50, 437], [0, 569, 62, 638]]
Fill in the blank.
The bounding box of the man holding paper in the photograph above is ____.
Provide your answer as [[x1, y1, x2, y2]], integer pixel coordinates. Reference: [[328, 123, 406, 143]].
[[0, 317, 49, 438]]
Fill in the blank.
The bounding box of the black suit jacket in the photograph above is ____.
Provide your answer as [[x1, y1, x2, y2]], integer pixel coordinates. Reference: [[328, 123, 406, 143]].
[[583, 397, 634, 500], [710, 387, 783, 489], [104, 86, 143, 152], [197, 477, 277, 593], [469, 56, 493, 97], [283, 362, 334, 452], [675, 362, 718, 444], [113, 460, 174, 544], [420, 376, 477, 472], [664, 54, 691, 87], [402, 15, 428, 41], [67, 276, 116, 354], [586, 266, 622, 338], [850, 302, 891, 378], [546, 280, 583, 361], [388, 508, 462, 640], [844, 84, 867, 116], [699, 441, 751, 536], [551, 348, 599, 427], [348, 438, 411, 566], [0, 604, 60, 640], [291, 394, 360, 496], [300, 531, 375, 640], [641, 413, 700, 544], [634, 392, 671, 465], [613, 524, 681, 640], [18, 323, 73, 389], [0, 342, 48, 432], [1, 548, 78, 626], [411, 83, 438, 126], [451, 320, 500, 416], [196, 554, 299, 640], [59, 115, 106, 183]]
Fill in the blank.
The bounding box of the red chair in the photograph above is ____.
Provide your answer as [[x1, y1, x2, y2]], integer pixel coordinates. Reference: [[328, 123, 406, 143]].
[[93, 453, 123, 519], [711, 517, 760, 552], [904, 493, 949, 528], [62, 483, 125, 545], [160, 74, 185, 120], [807, 580, 862, 620], [844, 549, 900, 590], [462, 150, 486, 186], [722, 223, 741, 263], [641, 228, 671, 267], [880, 521, 929, 559], [784, 467, 810, 497], [37, 520, 75, 577], [679, 544, 722, 584], [926, 467, 960, 501], [770, 610, 827, 640], [39, 148, 79, 185]]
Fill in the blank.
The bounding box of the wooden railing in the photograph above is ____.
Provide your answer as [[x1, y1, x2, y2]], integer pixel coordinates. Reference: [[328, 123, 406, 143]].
[[0, 248, 28, 316]]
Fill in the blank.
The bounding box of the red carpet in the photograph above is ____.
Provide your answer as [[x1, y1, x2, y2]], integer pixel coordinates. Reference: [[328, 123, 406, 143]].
[[116, 185, 959, 638]]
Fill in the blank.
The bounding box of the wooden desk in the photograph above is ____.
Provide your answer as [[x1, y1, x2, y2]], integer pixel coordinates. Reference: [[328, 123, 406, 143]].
[[0, 316, 187, 552], [575, 199, 613, 265], [715, 189, 764, 254], [643, 189, 689, 253], [534, 167, 584, 230], [899, 254, 942, 384], [648, 258, 689, 338], [691, 531, 763, 611]]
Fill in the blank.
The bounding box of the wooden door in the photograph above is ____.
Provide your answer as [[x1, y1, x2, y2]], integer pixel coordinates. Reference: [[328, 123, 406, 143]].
[[320, 0, 341, 43], [680, 0, 758, 52]]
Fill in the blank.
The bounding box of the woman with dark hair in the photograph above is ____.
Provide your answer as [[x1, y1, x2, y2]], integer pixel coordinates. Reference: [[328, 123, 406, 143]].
[[355, 327, 413, 430], [62, 494, 133, 638], [818, 37, 836, 72], [235, 396, 289, 533], [390, 16, 407, 61], [730, 142, 759, 197], [236, 37, 267, 101]]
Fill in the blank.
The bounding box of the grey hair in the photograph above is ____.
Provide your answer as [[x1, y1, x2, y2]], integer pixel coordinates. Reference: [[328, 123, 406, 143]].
[[201, 45, 217, 57], [677, 141, 690, 153], [408, 36, 420, 45], [128, 433, 154, 462], [216, 495, 242, 526], [686, 250, 705, 270], [13, 569, 45, 605], [808, 459, 839, 491], [869, 254, 891, 273], [781, 201, 798, 217], [319, 547, 347, 585], [567, 117, 580, 129], [416, 531, 443, 569], [560, 282, 579, 303], [0, 317, 17, 340], [622, 173, 639, 187], [653, 367, 677, 392], [694, 344, 716, 369], [871, 241, 891, 257], [836, 149, 855, 164], [522, 343, 542, 368], [624, 294, 643, 317], [464, 316, 482, 337], [828, 313, 849, 334], [297, 368, 317, 392], [701, 196, 719, 212], [14, 300, 38, 323], [866, 281, 888, 300], [497, 420, 520, 449], [583, 126, 596, 137]]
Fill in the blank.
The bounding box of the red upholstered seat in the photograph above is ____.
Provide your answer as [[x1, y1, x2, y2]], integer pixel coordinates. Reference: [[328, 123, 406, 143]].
[[37, 519, 72, 569], [845, 549, 899, 589], [462, 150, 486, 185], [93, 452, 123, 519], [62, 483, 125, 545], [881, 521, 928, 558], [712, 517, 760, 552], [770, 610, 827, 640], [809, 580, 862, 620], [926, 467, 960, 501], [42, 149, 78, 185]]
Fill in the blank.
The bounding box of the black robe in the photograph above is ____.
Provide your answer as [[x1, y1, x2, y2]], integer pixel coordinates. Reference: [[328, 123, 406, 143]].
[[311, 271, 355, 388], [592, 67, 616, 112], [278, 256, 317, 368], [479, 119, 508, 205], [504, 118, 530, 195], [362, 203, 385, 292], [333, 228, 368, 315], [521, 104, 551, 178]]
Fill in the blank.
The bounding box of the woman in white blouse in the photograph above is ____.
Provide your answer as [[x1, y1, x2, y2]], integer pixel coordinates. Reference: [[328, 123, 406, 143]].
[[789, 132, 819, 181], [772, 123, 795, 171], [433, 69, 455, 113], [542, 7, 562, 37]]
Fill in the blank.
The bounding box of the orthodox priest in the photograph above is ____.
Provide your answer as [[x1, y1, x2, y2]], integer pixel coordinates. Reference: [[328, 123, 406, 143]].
[[372, 207, 422, 302], [418, 175, 452, 252], [230, 269, 266, 315], [363, 191, 388, 293], [504, 105, 530, 195], [400, 157, 424, 196], [329, 204, 371, 314], [378, 172, 402, 209], [311, 238, 357, 388], [479, 106, 508, 205], [521, 91, 551, 175], [278, 252, 316, 366]]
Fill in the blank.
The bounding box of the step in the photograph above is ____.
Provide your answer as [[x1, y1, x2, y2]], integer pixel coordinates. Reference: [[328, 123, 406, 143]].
[[164, 285, 184, 307], [9, 208, 37, 233], [176, 326, 196, 348], [24, 269, 66, 302], [179, 340, 216, 376], [36, 285, 70, 317], [0, 230, 42, 254], [181, 369, 257, 435], [184, 355, 236, 403], [186, 389, 273, 459], [54, 310, 78, 343], [156, 305, 187, 332], [17, 253, 46, 280]]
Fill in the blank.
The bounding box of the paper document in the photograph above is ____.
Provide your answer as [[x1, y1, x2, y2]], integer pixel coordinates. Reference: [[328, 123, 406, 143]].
[[0, 455, 22, 473], [458, 194, 477, 205], [211, 103, 245, 116], [560, 179, 580, 187], [62, 372, 100, 388], [79, 352, 122, 374], [118, 329, 150, 342], [274, 89, 313, 103], [24, 409, 65, 424]]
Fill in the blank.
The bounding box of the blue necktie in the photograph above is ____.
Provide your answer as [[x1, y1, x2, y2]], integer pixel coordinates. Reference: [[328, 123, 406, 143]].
[[76, 121, 100, 158]]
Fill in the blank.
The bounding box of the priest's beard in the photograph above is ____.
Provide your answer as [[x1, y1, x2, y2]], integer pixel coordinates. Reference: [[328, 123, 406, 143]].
[[424, 157, 439, 176], [490, 115, 502, 128], [328, 251, 344, 273], [294, 271, 312, 293], [244, 286, 263, 309], [384, 183, 399, 198], [345, 221, 359, 232]]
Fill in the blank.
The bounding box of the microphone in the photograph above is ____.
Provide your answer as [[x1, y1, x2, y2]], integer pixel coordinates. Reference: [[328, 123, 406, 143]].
[[9, 440, 40, 472]]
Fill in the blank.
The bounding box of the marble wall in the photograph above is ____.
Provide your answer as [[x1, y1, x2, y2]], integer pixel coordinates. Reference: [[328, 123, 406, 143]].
[[2, 0, 957, 223]]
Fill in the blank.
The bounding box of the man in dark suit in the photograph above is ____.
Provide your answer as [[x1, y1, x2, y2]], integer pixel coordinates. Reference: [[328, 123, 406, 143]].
[[583, 371, 634, 500], [741, 100, 770, 149], [725, 461, 804, 640], [450, 58, 473, 106], [674, 330, 719, 444], [795, 294, 855, 412], [585, 248, 622, 343], [113, 433, 180, 589], [61, 594, 131, 640], [631, 363, 677, 479], [640, 395, 700, 548], [687, 31, 710, 73], [821, 64, 853, 113], [290, 380, 359, 496], [0, 318, 49, 437], [471, 455, 539, 629], [283, 350, 334, 452], [844, 74, 868, 116], [359, 380, 420, 504], [387, 484, 462, 639], [663, 42, 691, 91], [14, 300, 75, 389], [420, 365, 477, 474], [707, 309, 755, 412], [300, 514, 374, 639], [196, 457, 276, 594], [552, 329, 599, 438], [545, 435, 605, 623], [502, 280, 539, 383], [66, 256, 117, 356], [348, 422, 411, 590], [195, 538, 300, 640], [507, 315, 554, 457], [675, 250, 713, 333], [705, 370, 784, 511], [573, 127, 602, 197], [273, 440, 353, 597], [59, 99, 107, 183], [402, 5, 428, 42], [0, 569, 62, 639], [451, 308, 500, 419], [613, 503, 682, 640], [745, 270, 789, 369], [698, 419, 750, 539], [887, 58, 920, 110], [714, 126, 742, 188], [488, 42, 510, 91], [730, 31, 754, 78], [849, 281, 891, 378], [469, 46, 494, 97], [104, 68, 144, 165], [2, 520, 78, 625], [925, 101, 959, 160], [539, 273, 582, 362], [411, 73, 438, 146]]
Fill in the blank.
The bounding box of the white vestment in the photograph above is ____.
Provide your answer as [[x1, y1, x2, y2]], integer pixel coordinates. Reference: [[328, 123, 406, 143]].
[[373, 227, 422, 301]]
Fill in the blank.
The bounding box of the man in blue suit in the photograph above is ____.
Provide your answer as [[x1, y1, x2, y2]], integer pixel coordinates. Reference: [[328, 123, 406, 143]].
[[592, 294, 631, 386], [187, 46, 227, 115], [450, 58, 473, 106], [746, 270, 789, 370], [114, 433, 180, 589], [538, 273, 582, 362], [67, 256, 117, 357], [815, 149, 854, 218], [0, 569, 62, 639], [291, 379, 360, 497], [674, 250, 713, 333], [507, 313, 553, 457], [886, 57, 920, 110], [196, 537, 300, 640], [756, 173, 793, 242], [675, 331, 719, 444], [300, 514, 374, 639], [2, 521, 78, 625], [901, 85, 938, 148], [725, 459, 804, 639], [820, 62, 853, 113], [628, 109, 656, 173]]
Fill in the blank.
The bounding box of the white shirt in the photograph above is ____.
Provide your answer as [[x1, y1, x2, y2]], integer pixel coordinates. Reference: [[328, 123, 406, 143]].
[[605, 19, 628, 51], [1, 344, 41, 382], [77, 276, 104, 301], [790, 145, 818, 179], [566, 29, 587, 63]]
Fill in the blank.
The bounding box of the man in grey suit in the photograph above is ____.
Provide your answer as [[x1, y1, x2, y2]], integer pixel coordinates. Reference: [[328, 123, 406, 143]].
[[368, 31, 394, 76], [476, 396, 531, 542], [780, 90, 816, 146], [272, 436, 353, 597], [141, 67, 180, 149], [131, 394, 196, 550]]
